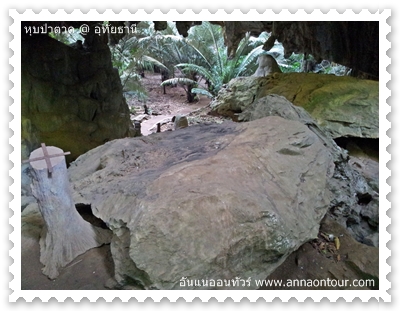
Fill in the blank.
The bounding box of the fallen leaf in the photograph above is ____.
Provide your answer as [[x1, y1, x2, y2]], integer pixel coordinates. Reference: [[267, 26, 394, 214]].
[[334, 237, 340, 250]]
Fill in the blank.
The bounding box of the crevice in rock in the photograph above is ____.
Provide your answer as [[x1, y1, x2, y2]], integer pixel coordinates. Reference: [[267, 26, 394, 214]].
[[334, 137, 379, 160], [75, 203, 109, 229], [356, 193, 373, 206]]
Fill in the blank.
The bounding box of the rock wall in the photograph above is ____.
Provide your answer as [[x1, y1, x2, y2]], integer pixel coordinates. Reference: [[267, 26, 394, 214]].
[[21, 33, 134, 162], [211, 74, 379, 139]]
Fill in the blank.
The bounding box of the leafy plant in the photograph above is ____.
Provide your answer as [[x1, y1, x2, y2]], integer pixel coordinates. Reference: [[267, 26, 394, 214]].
[[159, 22, 269, 100], [48, 28, 84, 45], [279, 53, 304, 73], [108, 22, 171, 102]]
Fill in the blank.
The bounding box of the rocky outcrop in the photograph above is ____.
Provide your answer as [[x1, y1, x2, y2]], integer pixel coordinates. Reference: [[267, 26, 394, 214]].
[[253, 54, 282, 77], [215, 92, 379, 247], [211, 74, 379, 139], [21, 33, 134, 162], [68, 117, 335, 289]]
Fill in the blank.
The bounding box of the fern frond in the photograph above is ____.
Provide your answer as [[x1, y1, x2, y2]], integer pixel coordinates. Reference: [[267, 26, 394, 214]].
[[235, 45, 265, 77], [142, 55, 169, 72], [175, 63, 216, 85], [161, 77, 198, 87], [191, 87, 214, 98]]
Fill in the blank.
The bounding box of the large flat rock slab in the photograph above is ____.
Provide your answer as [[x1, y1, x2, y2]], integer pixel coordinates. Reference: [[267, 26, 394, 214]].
[[69, 118, 334, 289]]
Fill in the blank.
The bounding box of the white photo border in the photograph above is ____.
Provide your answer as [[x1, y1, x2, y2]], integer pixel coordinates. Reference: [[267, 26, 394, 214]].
[[9, 9, 391, 302]]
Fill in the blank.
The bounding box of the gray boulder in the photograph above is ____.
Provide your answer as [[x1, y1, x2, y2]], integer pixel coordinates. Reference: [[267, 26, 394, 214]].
[[68, 117, 334, 289], [238, 94, 379, 247]]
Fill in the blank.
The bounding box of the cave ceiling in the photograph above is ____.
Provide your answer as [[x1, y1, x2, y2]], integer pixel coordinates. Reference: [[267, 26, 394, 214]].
[[22, 21, 379, 78]]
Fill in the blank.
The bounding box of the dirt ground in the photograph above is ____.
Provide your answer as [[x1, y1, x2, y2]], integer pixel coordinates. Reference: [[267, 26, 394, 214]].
[[127, 72, 212, 116], [126, 72, 225, 135]]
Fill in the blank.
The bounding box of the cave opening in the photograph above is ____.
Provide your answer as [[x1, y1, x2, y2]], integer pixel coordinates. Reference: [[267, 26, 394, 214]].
[[334, 137, 379, 161]]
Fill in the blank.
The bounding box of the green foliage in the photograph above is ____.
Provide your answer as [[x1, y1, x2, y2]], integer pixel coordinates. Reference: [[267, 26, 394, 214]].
[[48, 28, 84, 45], [108, 22, 168, 102], [278, 52, 349, 75], [279, 53, 304, 73], [129, 105, 136, 114], [191, 88, 214, 98], [185, 23, 268, 94], [148, 22, 269, 100], [161, 77, 198, 87], [49, 21, 272, 103]]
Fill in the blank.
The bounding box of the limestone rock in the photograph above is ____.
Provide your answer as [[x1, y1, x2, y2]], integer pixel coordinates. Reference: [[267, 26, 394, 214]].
[[253, 54, 282, 77], [21, 203, 43, 253], [232, 94, 379, 247], [220, 21, 378, 78], [238, 94, 344, 161], [172, 115, 189, 130], [210, 77, 266, 118], [239, 94, 316, 124], [69, 117, 334, 289], [22, 34, 133, 163], [211, 74, 379, 139]]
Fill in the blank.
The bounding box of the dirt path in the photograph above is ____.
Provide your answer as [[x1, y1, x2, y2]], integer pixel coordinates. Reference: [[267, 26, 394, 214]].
[[126, 72, 211, 136]]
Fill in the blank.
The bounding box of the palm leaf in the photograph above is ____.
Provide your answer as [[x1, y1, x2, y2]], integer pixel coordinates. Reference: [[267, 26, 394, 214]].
[[186, 44, 213, 69], [142, 55, 169, 72], [232, 33, 251, 67], [205, 22, 224, 77], [191, 87, 214, 98], [161, 77, 198, 87], [235, 45, 265, 77], [162, 34, 184, 42], [175, 63, 216, 85]]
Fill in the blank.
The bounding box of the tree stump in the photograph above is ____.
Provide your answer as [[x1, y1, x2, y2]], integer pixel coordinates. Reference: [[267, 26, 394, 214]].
[[27, 144, 112, 279]]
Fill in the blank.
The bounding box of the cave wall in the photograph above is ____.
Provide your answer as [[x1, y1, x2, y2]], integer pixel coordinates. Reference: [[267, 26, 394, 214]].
[[21, 33, 134, 162], [220, 21, 379, 79]]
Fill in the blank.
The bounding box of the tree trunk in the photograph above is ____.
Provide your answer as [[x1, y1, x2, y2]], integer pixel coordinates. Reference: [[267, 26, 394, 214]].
[[186, 85, 195, 103], [29, 145, 112, 279], [161, 70, 168, 94]]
